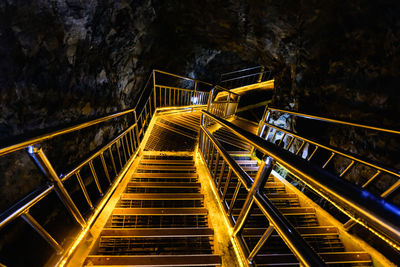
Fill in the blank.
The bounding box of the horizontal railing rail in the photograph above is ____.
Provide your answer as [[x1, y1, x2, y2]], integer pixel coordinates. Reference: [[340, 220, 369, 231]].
[[219, 66, 272, 89], [199, 118, 325, 266], [202, 110, 400, 252], [220, 66, 264, 78], [206, 86, 240, 121], [257, 107, 400, 202], [0, 70, 211, 267]]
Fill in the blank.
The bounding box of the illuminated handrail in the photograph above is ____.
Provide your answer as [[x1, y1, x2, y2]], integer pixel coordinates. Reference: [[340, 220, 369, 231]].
[[257, 107, 400, 200], [219, 66, 272, 89], [202, 110, 400, 251], [0, 70, 211, 266], [199, 124, 325, 266], [267, 107, 400, 135]]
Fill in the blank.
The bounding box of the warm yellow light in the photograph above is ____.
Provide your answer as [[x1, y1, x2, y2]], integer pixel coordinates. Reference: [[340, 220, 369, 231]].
[[195, 149, 247, 267]]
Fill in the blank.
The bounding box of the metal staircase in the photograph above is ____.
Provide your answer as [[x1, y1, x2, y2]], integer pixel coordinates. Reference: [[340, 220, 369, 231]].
[[0, 68, 399, 267], [84, 153, 221, 266]]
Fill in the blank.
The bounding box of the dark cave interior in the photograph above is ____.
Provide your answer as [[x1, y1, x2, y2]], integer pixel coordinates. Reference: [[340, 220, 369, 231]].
[[0, 0, 400, 266]]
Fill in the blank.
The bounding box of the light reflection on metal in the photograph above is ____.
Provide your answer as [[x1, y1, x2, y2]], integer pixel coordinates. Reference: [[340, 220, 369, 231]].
[[202, 110, 400, 252], [199, 124, 325, 266], [0, 69, 212, 266]]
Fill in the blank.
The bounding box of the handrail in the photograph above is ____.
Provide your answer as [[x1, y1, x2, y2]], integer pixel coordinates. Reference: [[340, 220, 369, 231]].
[[0, 71, 213, 157], [268, 107, 400, 135], [201, 125, 253, 190], [0, 108, 136, 157], [263, 121, 400, 180], [220, 70, 270, 83], [220, 66, 263, 77], [154, 69, 213, 86], [154, 84, 209, 93], [200, 124, 325, 266], [202, 110, 400, 250], [0, 69, 212, 266]]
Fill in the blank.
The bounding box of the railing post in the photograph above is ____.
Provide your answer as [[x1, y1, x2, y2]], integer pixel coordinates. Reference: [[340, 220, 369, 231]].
[[134, 110, 141, 146], [27, 145, 86, 228], [257, 66, 265, 82], [251, 107, 270, 156], [152, 70, 157, 109], [233, 156, 275, 236]]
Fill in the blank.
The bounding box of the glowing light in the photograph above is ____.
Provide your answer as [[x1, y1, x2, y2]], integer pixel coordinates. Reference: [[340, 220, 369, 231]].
[[191, 96, 198, 104], [27, 145, 35, 154]]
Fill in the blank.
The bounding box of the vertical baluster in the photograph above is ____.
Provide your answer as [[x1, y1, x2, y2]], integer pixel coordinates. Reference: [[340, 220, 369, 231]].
[[89, 160, 103, 195], [217, 161, 226, 189], [213, 153, 220, 179], [339, 160, 355, 177], [295, 140, 306, 155], [121, 136, 128, 163], [228, 181, 241, 216], [100, 152, 112, 184], [116, 140, 123, 169], [362, 170, 381, 188], [124, 134, 131, 157], [169, 88, 172, 106], [75, 171, 94, 209], [322, 152, 335, 168], [21, 212, 64, 254], [286, 136, 295, 150], [307, 145, 318, 160], [108, 146, 118, 176], [209, 146, 215, 169], [222, 169, 233, 200]]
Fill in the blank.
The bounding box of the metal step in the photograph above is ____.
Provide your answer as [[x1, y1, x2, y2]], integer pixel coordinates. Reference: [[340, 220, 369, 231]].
[[139, 159, 194, 165], [112, 208, 208, 216], [121, 193, 204, 200], [84, 254, 221, 266], [255, 252, 371, 265], [137, 165, 196, 171], [132, 173, 197, 178], [101, 228, 214, 237], [127, 182, 201, 188]]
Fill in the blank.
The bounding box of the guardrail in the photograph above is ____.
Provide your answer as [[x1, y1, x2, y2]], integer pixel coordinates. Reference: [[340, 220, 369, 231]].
[[219, 66, 272, 89], [256, 107, 400, 208], [202, 110, 400, 254], [199, 114, 326, 266], [0, 70, 211, 266], [205, 85, 240, 124]]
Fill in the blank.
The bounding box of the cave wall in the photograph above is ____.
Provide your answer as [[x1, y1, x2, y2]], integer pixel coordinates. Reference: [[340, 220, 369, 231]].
[[0, 0, 400, 265]]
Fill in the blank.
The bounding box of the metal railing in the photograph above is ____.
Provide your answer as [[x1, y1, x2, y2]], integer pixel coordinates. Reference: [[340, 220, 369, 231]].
[[0, 70, 211, 266], [219, 66, 272, 89], [256, 107, 400, 204], [205, 85, 240, 124], [202, 110, 400, 256], [199, 123, 326, 266]]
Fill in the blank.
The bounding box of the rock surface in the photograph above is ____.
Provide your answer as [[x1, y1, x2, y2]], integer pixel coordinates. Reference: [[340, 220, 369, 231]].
[[0, 0, 400, 266]]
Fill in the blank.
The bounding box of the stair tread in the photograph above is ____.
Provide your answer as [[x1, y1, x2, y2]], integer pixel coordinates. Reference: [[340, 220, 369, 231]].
[[113, 208, 208, 215], [84, 254, 221, 266], [139, 159, 194, 165], [243, 226, 338, 236], [127, 182, 201, 188], [132, 173, 197, 178], [255, 252, 371, 264], [101, 228, 214, 237], [121, 193, 204, 200]]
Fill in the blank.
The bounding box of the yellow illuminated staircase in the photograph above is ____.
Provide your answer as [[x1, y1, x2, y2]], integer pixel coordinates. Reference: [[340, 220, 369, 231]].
[[0, 69, 398, 267]]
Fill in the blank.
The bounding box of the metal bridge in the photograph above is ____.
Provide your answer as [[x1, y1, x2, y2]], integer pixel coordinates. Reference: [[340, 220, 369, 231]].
[[0, 68, 399, 266]]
